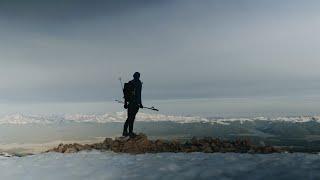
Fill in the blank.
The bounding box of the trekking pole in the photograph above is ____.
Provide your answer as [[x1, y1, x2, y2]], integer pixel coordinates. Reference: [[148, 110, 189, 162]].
[[143, 106, 159, 111], [115, 100, 159, 111], [118, 77, 124, 91]]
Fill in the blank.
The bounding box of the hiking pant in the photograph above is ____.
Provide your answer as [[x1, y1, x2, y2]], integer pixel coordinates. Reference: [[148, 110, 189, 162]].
[[123, 103, 139, 134]]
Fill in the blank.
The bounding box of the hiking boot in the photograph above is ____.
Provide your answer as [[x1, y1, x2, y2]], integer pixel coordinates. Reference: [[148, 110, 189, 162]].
[[122, 131, 129, 137], [129, 132, 137, 138]]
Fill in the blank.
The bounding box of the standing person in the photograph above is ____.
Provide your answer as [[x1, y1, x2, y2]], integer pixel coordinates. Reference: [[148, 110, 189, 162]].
[[122, 72, 143, 138]]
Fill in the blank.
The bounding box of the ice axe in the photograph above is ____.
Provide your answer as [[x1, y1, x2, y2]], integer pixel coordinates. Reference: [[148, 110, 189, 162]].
[[118, 77, 124, 91], [115, 99, 159, 111]]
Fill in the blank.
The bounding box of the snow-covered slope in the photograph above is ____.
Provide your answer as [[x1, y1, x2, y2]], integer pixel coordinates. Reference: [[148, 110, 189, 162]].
[[0, 151, 319, 180], [0, 112, 320, 125]]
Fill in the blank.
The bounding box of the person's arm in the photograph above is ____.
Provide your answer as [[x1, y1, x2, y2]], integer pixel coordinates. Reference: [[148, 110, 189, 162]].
[[124, 99, 128, 109], [123, 82, 129, 109], [138, 82, 143, 108]]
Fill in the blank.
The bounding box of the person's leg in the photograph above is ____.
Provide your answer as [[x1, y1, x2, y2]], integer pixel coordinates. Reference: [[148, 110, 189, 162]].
[[129, 105, 139, 135], [123, 122, 129, 136], [122, 107, 131, 136], [127, 104, 135, 134]]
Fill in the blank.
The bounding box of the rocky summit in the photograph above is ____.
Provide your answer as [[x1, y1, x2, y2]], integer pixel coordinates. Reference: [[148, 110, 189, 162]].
[[46, 133, 284, 154]]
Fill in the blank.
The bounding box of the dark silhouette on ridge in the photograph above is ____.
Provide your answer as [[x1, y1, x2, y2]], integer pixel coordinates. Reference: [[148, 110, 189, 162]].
[[122, 72, 143, 138]]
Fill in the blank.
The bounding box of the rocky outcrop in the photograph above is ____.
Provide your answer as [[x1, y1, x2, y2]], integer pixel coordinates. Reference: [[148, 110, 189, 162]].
[[46, 133, 284, 154]]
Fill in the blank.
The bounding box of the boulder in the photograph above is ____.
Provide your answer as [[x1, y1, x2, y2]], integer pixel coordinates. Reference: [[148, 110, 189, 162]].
[[46, 133, 283, 154]]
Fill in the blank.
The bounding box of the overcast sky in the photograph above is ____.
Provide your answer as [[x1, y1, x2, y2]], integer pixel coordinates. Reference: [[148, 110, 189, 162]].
[[0, 0, 320, 102]]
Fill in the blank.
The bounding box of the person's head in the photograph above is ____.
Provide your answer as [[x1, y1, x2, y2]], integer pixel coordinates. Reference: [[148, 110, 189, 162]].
[[133, 72, 140, 80]]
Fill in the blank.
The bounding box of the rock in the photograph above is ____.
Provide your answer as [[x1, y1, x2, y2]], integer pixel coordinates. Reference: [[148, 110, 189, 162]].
[[222, 142, 233, 149], [103, 138, 113, 146], [211, 146, 220, 152], [73, 143, 84, 151], [201, 142, 211, 149], [248, 148, 255, 154], [111, 140, 122, 152], [190, 145, 199, 152], [203, 137, 213, 143], [64, 147, 78, 153], [191, 136, 198, 145], [46, 133, 283, 154], [170, 139, 181, 152], [155, 139, 164, 146], [57, 144, 67, 153], [83, 144, 92, 151], [203, 146, 213, 153], [125, 133, 152, 153]]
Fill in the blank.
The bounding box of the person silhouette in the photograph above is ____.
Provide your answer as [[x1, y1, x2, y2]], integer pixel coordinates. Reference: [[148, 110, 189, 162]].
[[122, 72, 143, 137]]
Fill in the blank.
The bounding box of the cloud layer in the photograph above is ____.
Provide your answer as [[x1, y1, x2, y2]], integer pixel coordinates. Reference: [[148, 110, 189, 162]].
[[0, 0, 319, 102]]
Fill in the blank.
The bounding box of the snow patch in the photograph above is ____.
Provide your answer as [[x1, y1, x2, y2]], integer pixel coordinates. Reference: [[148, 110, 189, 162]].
[[0, 112, 320, 125], [0, 152, 319, 180]]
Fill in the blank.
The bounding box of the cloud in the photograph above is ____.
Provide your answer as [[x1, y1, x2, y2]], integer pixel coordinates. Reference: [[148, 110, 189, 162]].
[[0, 0, 319, 102]]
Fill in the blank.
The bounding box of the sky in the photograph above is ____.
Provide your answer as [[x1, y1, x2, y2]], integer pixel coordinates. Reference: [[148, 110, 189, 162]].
[[0, 0, 320, 103]]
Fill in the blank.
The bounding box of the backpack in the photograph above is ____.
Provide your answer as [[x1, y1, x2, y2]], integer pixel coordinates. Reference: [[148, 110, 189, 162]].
[[123, 81, 135, 102]]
